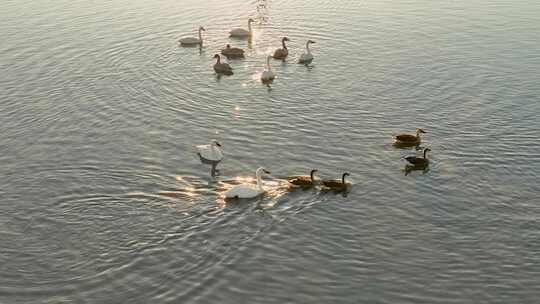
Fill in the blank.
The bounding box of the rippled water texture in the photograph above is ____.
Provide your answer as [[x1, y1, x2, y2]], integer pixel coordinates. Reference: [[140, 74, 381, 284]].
[[1, 0, 540, 303]]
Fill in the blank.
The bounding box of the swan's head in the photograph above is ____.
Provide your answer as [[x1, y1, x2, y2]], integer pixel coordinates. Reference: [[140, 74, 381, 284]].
[[256, 167, 271, 175], [342, 172, 350, 180], [310, 169, 318, 179], [213, 54, 220, 60], [226, 44, 231, 48], [211, 140, 222, 147], [199, 26, 206, 31], [248, 18, 255, 23], [417, 128, 426, 134], [282, 37, 290, 42], [307, 40, 316, 44], [424, 148, 431, 153]]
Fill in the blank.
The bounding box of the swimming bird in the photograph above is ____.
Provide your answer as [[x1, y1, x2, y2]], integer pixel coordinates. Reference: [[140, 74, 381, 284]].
[[272, 37, 290, 59], [225, 167, 271, 199], [179, 26, 205, 46], [261, 55, 275, 83], [221, 44, 245, 58], [229, 18, 255, 38], [298, 40, 315, 64], [196, 140, 223, 162], [322, 172, 350, 191], [394, 129, 426, 145], [213, 54, 233, 75], [403, 148, 431, 167], [287, 169, 318, 187]]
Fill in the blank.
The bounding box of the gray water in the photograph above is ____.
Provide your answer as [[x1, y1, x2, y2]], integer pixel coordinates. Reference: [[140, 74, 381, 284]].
[[2, 0, 540, 303]]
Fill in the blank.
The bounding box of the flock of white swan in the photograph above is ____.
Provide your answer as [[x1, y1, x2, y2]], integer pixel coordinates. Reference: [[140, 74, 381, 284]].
[[178, 19, 316, 82], [196, 129, 432, 199], [181, 19, 432, 199]]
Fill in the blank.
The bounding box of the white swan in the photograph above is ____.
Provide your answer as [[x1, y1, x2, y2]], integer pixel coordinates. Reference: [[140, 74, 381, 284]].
[[229, 18, 255, 38], [196, 140, 223, 161], [224, 167, 271, 199], [298, 40, 316, 64], [179, 26, 205, 46], [261, 55, 275, 82]]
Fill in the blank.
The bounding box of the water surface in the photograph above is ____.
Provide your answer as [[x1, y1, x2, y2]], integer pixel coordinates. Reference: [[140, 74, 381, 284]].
[[1, 0, 540, 303]]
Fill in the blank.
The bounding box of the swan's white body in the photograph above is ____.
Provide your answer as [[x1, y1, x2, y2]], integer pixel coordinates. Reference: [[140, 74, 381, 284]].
[[225, 167, 270, 199], [298, 40, 315, 64], [179, 26, 205, 46], [261, 56, 275, 82], [196, 140, 223, 161], [229, 19, 254, 38]]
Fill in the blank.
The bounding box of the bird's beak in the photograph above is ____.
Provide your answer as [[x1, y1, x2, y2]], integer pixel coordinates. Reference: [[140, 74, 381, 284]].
[[216, 142, 222, 147], [264, 170, 271, 174]]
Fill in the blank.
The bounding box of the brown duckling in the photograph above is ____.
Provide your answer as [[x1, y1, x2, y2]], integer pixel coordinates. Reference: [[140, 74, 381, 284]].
[[221, 44, 245, 58], [213, 54, 233, 75], [322, 172, 350, 191], [272, 37, 290, 59], [287, 169, 318, 187], [394, 128, 426, 145], [404, 148, 431, 167]]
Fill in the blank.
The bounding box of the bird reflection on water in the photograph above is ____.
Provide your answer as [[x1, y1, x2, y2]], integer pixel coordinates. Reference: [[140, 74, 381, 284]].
[[198, 153, 221, 177], [404, 164, 430, 176]]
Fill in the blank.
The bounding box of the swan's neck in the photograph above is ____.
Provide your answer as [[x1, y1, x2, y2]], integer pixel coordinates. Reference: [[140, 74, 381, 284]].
[[215, 56, 220, 64], [423, 150, 429, 159], [256, 171, 264, 191], [198, 29, 203, 43], [310, 171, 315, 181], [306, 42, 311, 54], [341, 174, 347, 184], [282, 39, 287, 49], [248, 21, 253, 33], [266, 56, 272, 71]]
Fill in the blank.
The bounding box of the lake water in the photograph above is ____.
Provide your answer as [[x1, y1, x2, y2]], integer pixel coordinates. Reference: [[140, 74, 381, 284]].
[[1, 0, 540, 303]]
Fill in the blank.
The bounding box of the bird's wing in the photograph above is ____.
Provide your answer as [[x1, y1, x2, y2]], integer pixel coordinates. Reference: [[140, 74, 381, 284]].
[[395, 134, 417, 141], [288, 176, 310, 184], [196, 145, 210, 155], [404, 156, 421, 165], [322, 179, 340, 187]]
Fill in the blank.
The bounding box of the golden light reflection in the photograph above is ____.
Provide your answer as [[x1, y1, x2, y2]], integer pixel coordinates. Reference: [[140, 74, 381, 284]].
[[235, 176, 255, 183], [215, 196, 227, 207], [262, 202, 276, 209], [182, 187, 197, 197], [175, 176, 184, 181], [252, 70, 263, 81], [233, 104, 242, 119], [164, 202, 177, 209], [158, 185, 199, 199]]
